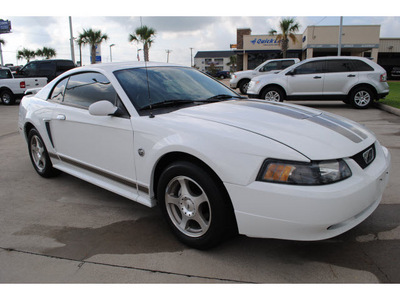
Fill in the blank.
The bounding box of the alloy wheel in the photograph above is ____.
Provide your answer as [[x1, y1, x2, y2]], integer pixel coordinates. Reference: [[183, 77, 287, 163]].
[[165, 175, 211, 238], [30, 135, 46, 172]]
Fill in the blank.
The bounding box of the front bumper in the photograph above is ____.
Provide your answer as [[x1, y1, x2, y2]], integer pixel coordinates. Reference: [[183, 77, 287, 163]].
[[226, 143, 391, 241], [229, 79, 238, 89]]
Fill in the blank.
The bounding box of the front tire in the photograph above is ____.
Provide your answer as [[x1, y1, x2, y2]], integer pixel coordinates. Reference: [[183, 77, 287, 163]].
[[157, 161, 235, 249], [27, 128, 60, 178], [349, 87, 373, 109], [260, 86, 284, 102]]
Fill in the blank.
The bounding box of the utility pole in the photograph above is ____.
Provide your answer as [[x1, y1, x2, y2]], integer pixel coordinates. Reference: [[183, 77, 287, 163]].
[[190, 47, 194, 67], [166, 49, 172, 63], [338, 16, 343, 56], [69, 16, 75, 64], [110, 44, 115, 62]]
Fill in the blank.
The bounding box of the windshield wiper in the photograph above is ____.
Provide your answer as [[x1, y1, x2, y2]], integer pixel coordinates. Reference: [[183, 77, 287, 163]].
[[206, 94, 247, 101], [139, 100, 197, 111]]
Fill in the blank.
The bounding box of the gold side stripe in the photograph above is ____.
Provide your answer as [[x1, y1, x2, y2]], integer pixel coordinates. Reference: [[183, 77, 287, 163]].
[[48, 152, 149, 194]]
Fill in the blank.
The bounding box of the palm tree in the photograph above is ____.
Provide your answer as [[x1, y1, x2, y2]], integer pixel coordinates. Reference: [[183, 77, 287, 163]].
[[269, 17, 300, 58], [129, 25, 156, 62], [77, 28, 109, 64], [17, 48, 36, 62], [36, 47, 57, 59]]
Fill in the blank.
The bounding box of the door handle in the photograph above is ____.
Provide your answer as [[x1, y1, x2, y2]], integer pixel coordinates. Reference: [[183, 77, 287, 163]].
[[313, 76, 322, 79], [348, 74, 356, 77], [56, 114, 66, 120]]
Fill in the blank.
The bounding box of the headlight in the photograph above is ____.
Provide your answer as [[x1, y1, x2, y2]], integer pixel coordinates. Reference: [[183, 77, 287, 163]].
[[257, 159, 352, 185]]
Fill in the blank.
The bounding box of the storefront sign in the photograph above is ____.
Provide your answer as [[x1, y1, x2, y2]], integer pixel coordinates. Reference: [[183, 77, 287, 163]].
[[250, 38, 279, 46]]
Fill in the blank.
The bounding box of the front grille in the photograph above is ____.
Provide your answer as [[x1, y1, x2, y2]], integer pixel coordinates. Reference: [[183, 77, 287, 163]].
[[351, 143, 376, 169]]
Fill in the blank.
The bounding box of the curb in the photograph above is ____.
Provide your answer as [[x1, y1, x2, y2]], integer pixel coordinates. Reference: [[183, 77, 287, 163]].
[[374, 102, 400, 117]]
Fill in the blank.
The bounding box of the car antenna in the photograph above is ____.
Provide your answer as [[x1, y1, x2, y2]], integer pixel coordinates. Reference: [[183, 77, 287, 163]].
[[141, 16, 155, 119]]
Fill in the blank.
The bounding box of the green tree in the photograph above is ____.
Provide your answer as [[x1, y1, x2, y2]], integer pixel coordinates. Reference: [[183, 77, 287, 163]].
[[269, 17, 300, 58], [129, 25, 156, 62], [36, 47, 57, 59], [77, 28, 109, 64], [17, 48, 36, 62], [227, 55, 237, 72]]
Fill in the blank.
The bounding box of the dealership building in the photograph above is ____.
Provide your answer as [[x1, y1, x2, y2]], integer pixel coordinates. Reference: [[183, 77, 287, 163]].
[[194, 25, 400, 76]]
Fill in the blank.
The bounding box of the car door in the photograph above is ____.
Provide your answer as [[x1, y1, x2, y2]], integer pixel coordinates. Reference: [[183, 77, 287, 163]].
[[49, 72, 137, 187], [323, 59, 359, 96], [285, 60, 325, 97]]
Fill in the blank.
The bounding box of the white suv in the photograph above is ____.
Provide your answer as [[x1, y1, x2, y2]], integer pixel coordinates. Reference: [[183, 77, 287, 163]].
[[246, 56, 389, 109], [230, 58, 300, 94]]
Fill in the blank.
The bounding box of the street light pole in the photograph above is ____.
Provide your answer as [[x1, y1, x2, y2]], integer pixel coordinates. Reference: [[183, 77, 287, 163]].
[[190, 47, 194, 67], [69, 16, 75, 64], [109, 44, 115, 62], [338, 16, 343, 56], [166, 49, 172, 63]]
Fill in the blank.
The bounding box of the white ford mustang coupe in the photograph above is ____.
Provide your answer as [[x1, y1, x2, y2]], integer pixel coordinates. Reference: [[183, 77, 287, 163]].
[[18, 62, 391, 249]]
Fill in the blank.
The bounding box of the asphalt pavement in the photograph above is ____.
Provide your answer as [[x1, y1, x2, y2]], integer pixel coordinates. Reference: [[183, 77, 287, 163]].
[[0, 95, 399, 284]]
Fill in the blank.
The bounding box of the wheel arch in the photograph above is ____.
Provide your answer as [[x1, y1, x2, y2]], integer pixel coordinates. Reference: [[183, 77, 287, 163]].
[[0, 86, 14, 95], [259, 84, 287, 99], [152, 151, 238, 231], [23, 122, 36, 141], [237, 78, 251, 87], [347, 83, 378, 100]]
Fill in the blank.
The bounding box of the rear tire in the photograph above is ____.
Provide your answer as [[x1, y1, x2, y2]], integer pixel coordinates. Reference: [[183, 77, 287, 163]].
[[157, 161, 235, 249], [349, 87, 373, 109], [238, 79, 250, 94], [1, 90, 15, 105]]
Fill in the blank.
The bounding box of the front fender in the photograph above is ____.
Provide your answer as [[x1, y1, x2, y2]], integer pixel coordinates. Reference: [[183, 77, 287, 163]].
[[131, 114, 308, 198]]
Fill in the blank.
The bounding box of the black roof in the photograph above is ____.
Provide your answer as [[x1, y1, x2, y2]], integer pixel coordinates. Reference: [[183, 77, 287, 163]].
[[194, 51, 234, 58]]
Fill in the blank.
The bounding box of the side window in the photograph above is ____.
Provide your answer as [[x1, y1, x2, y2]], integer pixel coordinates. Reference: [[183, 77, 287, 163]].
[[350, 60, 374, 72], [37, 62, 55, 77], [0, 69, 12, 79], [63, 72, 117, 108], [49, 77, 69, 102], [281, 60, 295, 69], [260, 61, 279, 72], [294, 61, 325, 75], [20, 63, 37, 77], [326, 60, 353, 73]]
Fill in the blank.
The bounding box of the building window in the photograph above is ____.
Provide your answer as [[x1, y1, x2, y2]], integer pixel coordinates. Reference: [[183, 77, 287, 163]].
[[214, 58, 223, 66]]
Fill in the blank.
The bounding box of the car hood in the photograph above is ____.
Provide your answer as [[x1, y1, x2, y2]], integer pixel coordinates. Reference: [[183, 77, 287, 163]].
[[173, 100, 375, 160], [234, 70, 257, 77]]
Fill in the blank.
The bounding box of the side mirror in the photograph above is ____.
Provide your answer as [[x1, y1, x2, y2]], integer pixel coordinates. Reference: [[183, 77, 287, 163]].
[[89, 100, 118, 116], [286, 70, 296, 76]]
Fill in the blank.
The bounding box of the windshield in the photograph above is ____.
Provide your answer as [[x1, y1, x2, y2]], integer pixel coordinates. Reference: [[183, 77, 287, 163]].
[[114, 67, 239, 113]]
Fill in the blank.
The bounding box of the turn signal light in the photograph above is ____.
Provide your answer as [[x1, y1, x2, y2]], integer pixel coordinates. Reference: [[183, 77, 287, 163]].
[[20, 81, 26, 88]]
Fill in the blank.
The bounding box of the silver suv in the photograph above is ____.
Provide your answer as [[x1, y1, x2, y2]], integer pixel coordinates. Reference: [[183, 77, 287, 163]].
[[246, 56, 389, 109], [230, 58, 299, 94]]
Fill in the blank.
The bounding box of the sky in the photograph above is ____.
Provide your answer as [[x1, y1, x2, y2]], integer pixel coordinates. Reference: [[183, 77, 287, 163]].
[[1, 0, 400, 67]]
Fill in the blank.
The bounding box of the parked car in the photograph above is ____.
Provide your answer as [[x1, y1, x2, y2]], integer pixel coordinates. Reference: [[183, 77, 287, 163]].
[[246, 56, 389, 109], [390, 66, 400, 79], [16, 59, 75, 82], [230, 58, 300, 94], [0, 67, 47, 105], [18, 62, 390, 249], [214, 70, 230, 79]]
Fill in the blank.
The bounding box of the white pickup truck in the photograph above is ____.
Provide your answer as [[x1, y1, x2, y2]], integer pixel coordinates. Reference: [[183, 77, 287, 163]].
[[0, 67, 47, 105], [230, 58, 300, 94]]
